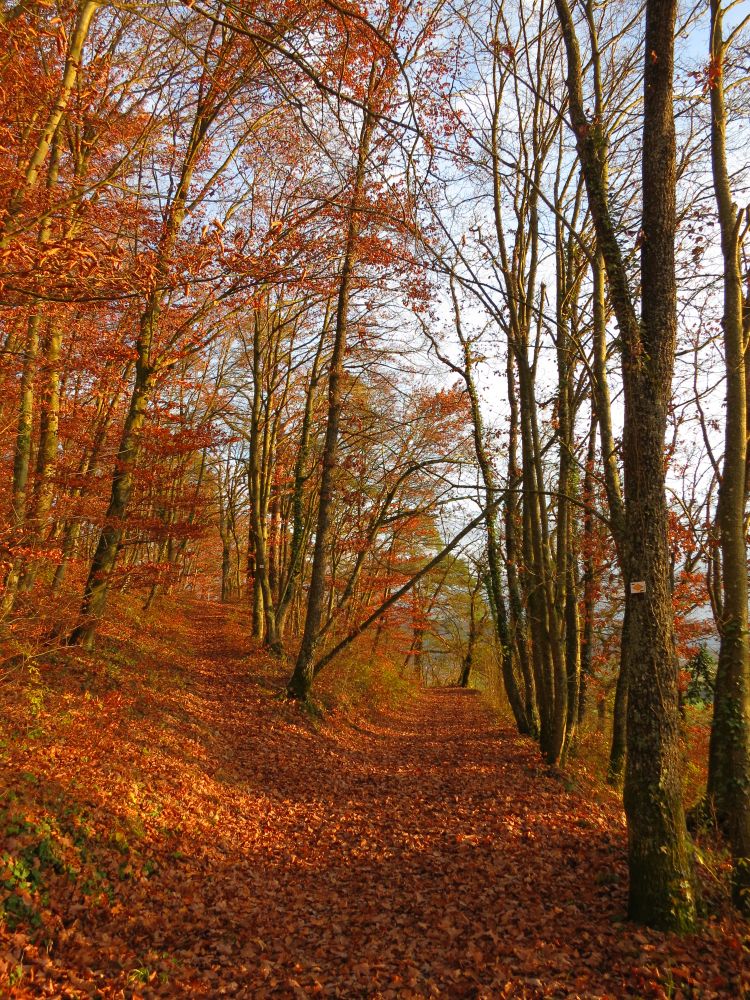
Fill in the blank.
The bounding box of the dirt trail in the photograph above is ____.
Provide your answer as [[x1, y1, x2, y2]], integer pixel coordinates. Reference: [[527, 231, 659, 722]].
[[2, 602, 747, 998]]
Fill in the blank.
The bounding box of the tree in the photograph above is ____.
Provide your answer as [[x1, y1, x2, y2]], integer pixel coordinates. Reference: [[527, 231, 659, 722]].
[[703, 0, 750, 912], [68, 11, 282, 647], [286, 0, 442, 699], [555, 0, 696, 929]]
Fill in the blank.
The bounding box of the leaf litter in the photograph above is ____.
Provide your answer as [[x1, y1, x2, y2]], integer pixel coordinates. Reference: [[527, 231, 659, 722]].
[[0, 601, 747, 998]]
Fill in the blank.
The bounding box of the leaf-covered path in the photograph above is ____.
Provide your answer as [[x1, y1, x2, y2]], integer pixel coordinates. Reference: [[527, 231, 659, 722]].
[[1, 602, 747, 997]]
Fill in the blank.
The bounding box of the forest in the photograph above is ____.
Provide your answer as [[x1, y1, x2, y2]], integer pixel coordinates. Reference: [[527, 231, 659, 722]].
[[1, 0, 749, 995]]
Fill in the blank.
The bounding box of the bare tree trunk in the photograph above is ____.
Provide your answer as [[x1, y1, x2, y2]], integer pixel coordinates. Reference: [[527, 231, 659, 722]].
[[2, 134, 61, 611], [248, 306, 280, 651], [555, 0, 696, 930], [583, 2, 629, 782], [705, 0, 750, 913], [444, 277, 531, 732], [578, 422, 597, 725], [620, 0, 694, 930], [505, 352, 537, 732], [68, 358, 154, 648], [287, 109, 375, 699], [592, 247, 629, 787], [608, 609, 629, 783], [276, 315, 328, 636], [459, 575, 482, 688]]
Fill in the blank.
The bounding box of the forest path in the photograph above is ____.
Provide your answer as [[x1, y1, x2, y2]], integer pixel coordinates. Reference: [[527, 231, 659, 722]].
[[3, 600, 746, 998], [105, 603, 641, 997], [107, 592, 636, 998]]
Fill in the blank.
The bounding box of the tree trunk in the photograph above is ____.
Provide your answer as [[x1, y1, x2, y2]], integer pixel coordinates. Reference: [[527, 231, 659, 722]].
[[505, 351, 537, 732], [458, 622, 474, 688], [621, 0, 695, 930], [608, 610, 628, 785], [579, 417, 597, 725], [248, 306, 280, 651], [276, 314, 327, 637], [447, 277, 530, 732], [287, 110, 375, 700], [705, 0, 750, 913], [593, 250, 628, 786], [2, 133, 61, 611], [68, 360, 153, 648], [0, 0, 98, 243], [555, 0, 696, 930]]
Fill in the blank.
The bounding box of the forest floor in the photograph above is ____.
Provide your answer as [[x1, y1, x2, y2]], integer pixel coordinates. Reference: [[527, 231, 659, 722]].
[[0, 600, 748, 999]]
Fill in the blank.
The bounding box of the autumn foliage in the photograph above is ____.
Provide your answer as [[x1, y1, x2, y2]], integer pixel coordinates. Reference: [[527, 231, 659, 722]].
[[1, 0, 750, 992]]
